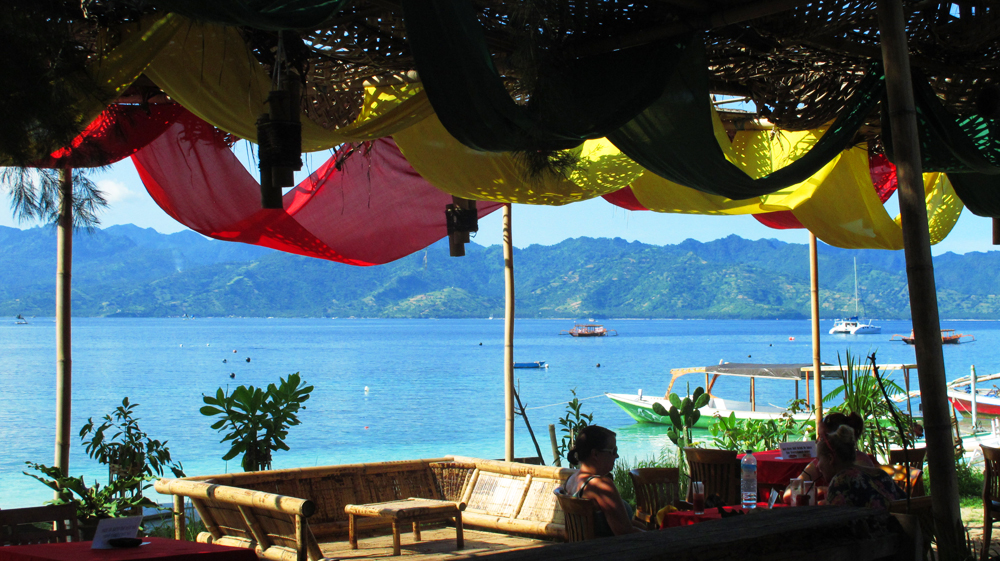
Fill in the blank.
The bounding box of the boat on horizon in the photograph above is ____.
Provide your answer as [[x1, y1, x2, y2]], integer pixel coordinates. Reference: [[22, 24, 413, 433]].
[[560, 323, 617, 337], [513, 361, 548, 369], [890, 329, 975, 345], [830, 258, 881, 335], [14, 314, 28, 325]]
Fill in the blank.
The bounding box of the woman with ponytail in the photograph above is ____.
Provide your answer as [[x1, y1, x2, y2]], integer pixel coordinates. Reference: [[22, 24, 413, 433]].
[[782, 412, 877, 503], [562, 425, 644, 536], [817, 412, 903, 509]]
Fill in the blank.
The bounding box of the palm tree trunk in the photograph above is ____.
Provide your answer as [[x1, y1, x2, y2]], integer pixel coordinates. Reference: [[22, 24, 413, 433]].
[[54, 168, 73, 482]]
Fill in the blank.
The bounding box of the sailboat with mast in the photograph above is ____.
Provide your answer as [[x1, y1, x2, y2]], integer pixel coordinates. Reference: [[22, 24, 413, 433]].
[[829, 257, 881, 335]]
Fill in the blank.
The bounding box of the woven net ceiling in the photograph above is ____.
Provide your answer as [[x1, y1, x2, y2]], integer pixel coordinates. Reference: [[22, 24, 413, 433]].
[[60, 1, 1000, 140]]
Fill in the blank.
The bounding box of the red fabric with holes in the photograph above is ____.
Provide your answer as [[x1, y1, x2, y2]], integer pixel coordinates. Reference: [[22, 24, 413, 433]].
[[32, 104, 184, 168], [132, 110, 501, 265]]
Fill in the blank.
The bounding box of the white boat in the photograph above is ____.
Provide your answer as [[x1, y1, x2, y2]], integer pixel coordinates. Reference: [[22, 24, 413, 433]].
[[830, 316, 881, 335], [830, 258, 881, 334], [608, 362, 920, 427], [14, 314, 28, 325], [606, 363, 842, 426]]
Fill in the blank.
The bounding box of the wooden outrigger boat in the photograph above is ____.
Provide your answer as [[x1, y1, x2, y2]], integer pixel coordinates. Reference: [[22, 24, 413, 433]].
[[890, 329, 974, 345], [607, 362, 920, 427], [947, 371, 1000, 417], [560, 323, 617, 337]]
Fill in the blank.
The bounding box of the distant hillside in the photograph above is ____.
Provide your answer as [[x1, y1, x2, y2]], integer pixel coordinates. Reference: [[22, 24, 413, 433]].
[[1, 225, 998, 319]]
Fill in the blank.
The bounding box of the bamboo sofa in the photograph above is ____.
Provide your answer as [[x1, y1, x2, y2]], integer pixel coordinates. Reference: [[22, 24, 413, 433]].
[[154, 456, 574, 561]]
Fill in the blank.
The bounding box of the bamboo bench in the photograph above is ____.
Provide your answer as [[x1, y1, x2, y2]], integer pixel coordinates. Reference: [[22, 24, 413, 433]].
[[154, 456, 574, 561]]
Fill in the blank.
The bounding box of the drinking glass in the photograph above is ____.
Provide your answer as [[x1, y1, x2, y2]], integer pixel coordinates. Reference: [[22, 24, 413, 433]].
[[787, 479, 805, 506], [692, 482, 706, 514]]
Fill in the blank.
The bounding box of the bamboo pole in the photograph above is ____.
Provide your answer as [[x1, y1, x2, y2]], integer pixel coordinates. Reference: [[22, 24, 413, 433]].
[[877, 1, 963, 558], [173, 495, 186, 541], [54, 168, 73, 484], [502, 204, 515, 462], [809, 232, 823, 436], [548, 424, 560, 467]]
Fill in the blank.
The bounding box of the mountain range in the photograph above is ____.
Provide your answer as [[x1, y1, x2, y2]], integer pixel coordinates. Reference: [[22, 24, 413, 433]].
[[2, 224, 998, 319]]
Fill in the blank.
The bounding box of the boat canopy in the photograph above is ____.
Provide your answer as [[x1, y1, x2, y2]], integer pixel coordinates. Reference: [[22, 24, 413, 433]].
[[670, 363, 840, 381]]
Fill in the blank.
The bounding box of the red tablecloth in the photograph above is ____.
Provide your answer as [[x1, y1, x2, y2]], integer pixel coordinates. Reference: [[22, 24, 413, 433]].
[[738, 450, 815, 497], [663, 503, 786, 528], [0, 538, 259, 561]]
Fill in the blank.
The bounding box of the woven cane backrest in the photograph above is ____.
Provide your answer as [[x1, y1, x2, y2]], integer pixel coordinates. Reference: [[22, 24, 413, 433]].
[[684, 448, 740, 506], [0, 504, 79, 545], [554, 491, 595, 543], [889, 447, 926, 473], [630, 468, 680, 522]]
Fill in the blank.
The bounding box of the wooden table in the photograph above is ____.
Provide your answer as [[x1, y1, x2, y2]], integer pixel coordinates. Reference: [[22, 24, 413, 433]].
[[344, 498, 465, 556], [0, 537, 257, 561]]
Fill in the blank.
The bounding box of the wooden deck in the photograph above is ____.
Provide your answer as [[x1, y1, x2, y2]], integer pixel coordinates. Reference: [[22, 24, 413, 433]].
[[319, 526, 550, 560]]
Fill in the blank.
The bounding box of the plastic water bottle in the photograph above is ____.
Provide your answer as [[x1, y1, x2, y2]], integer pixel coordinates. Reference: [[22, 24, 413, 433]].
[[741, 449, 757, 509]]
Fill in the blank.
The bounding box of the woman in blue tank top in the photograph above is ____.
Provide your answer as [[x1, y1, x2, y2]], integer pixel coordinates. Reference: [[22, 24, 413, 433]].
[[562, 425, 644, 536]]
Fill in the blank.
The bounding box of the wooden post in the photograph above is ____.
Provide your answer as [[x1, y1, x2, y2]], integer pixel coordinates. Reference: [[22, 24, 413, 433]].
[[877, 1, 964, 558], [750, 377, 756, 412], [503, 204, 515, 462], [548, 424, 561, 467], [295, 514, 307, 561], [809, 232, 823, 436], [54, 168, 73, 485]]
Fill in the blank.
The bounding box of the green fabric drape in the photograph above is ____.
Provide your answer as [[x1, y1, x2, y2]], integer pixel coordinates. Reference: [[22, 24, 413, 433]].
[[148, 0, 349, 30], [400, 0, 687, 152], [882, 72, 1000, 217], [608, 35, 885, 199]]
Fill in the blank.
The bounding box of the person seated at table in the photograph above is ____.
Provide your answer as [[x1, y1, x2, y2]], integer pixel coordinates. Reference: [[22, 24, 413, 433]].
[[562, 425, 644, 536], [782, 412, 876, 504], [817, 413, 904, 509]]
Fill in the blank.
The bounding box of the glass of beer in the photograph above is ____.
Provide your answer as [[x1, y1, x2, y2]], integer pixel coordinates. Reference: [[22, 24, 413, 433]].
[[692, 482, 706, 514]]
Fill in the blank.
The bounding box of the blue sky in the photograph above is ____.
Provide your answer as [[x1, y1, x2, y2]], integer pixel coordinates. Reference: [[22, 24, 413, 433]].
[[2, 146, 996, 256]]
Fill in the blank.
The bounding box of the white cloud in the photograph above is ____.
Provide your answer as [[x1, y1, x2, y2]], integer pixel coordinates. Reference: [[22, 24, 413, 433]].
[[96, 179, 136, 204]]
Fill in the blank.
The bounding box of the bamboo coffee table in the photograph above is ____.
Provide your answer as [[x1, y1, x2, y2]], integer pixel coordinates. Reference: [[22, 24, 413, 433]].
[[345, 498, 465, 556]]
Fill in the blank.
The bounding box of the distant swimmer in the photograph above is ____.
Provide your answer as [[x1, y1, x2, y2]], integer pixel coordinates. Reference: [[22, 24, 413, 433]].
[[223, 359, 227, 363], [596, 363, 601, 368], [479, 342, 483, 346], [233, 350, 237, 353], [245, 357, 251, 363], [230, 373, 235, 379]]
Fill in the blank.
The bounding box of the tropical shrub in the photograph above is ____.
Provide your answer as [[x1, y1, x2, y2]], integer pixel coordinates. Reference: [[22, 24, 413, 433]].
[[824, 350, 911, 462], [80, 397, 185, 480], [23, 462, 160, 526], [611, 450, 680, 509], [201, 372, 314, 472], [709, 398, 811, 452], [556, 388, 594, 467]]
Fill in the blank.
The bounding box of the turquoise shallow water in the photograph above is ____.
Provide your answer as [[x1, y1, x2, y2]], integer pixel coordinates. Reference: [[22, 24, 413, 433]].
[[1, 317, 998, 508]]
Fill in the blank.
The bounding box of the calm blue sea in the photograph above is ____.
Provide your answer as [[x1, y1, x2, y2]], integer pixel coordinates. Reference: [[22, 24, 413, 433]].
[[2, 317, 998, 508]]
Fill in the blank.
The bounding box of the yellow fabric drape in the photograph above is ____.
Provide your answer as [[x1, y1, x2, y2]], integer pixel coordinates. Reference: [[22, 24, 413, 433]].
[[628, 123, 963, 249], [394, 114, 633, 205], [144, 19, 432, 149]]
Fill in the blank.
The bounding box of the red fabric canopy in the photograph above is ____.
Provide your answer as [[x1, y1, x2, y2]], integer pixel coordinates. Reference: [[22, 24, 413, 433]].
[[602, 152, 900, 232], [33, 104, 184, 168], [132, 110, 501, 265]]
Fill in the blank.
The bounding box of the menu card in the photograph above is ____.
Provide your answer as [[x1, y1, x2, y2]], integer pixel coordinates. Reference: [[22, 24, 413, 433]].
[[91, 516, 142, 549], [778, 441, 817, 459]]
